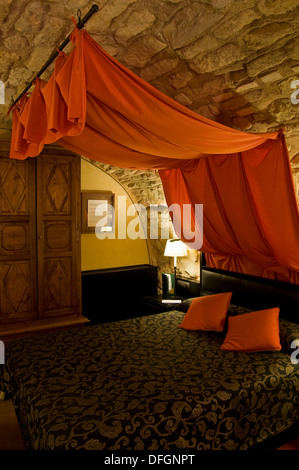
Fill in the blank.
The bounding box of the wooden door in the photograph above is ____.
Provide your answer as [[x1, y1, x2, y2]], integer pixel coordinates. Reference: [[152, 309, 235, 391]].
[[36, 151, 81, 319], [0, 154, 37, 325]]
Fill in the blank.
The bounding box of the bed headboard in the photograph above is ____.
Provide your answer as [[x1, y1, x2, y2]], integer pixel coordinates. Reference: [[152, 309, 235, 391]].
[[201, 265, 299, 324]]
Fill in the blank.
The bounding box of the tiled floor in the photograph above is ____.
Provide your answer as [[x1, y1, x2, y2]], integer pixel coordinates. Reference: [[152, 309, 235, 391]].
[[0, 399, 298, 451]]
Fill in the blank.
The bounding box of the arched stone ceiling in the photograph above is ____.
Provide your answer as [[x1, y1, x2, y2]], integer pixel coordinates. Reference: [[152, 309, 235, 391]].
[[1, 0, 299, 204]]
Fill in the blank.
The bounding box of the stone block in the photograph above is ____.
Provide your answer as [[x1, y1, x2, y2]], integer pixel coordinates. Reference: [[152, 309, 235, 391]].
[[220, 96, 248, 111], [268, 98, 296, 121], [121, 35, 166, 67], [192, 43, 244, 73], [232, 116, 253, 131], [246, 49, 286, 77], [260, 71, 284, 83], [178, 35, 220, 61], [28, 46, 55, 72], [244, 23, 292, 50], [258, 0, 299, 15], [211, 0, 233, 8], [8, 67, 32, 87], [168, 71, 194, 90], [236, 81, 259, 93], [196, 103, 221, 118], [87, 0, 136, 32], [140, 58, 179, 82], [115, 10, 156, 43], [285, 36, 299, 61], [15, 1, 45, 34], [162, 3, 224, 49], [192, 76, 225, 99], [214, 8, 261, 40], [33, 16, 65, 48], [212, 91, 234, 103], [3, 34, 29, 54], [236, 106, 257, 116], [174, 93, 193, 106], [0, 0, 13, 23], [231, 69, 248, 83]]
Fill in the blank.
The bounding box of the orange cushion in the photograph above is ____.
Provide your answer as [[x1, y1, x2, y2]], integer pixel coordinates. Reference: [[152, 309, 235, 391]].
[[179, 292, 232, 332], [220, 307, 281, 352]]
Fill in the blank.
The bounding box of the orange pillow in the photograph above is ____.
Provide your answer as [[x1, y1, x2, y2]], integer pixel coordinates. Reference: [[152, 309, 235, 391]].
[[220, 307, 281, 352], [179, 292, 232, 332]]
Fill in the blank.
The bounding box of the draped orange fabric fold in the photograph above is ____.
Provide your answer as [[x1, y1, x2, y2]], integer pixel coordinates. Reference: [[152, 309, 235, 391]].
[[159, 135, 299, 283], [8, 27, 299, 284]]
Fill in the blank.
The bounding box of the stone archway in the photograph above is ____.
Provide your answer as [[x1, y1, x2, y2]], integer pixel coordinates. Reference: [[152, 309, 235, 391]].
[[83, 158, 200, 286]]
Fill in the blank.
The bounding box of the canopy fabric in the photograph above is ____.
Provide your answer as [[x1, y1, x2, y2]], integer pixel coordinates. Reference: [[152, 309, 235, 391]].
[[160, 135, 299, 284], [8, 25, 299, 284]]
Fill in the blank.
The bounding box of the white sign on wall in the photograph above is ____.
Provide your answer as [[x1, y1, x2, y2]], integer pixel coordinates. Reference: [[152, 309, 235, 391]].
[[0, 81, 4, 104]]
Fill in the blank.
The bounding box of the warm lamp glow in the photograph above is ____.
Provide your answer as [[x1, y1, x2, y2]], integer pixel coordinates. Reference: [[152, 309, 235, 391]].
[[164, 239, 187, 258], [164, 239, 187, 298]]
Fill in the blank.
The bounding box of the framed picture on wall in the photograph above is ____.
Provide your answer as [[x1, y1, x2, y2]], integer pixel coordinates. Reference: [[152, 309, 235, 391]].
[[81, 191, 115, 234]]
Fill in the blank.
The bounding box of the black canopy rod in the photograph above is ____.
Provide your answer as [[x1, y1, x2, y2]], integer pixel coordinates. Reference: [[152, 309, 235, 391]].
[[10, 4, 99, 108]]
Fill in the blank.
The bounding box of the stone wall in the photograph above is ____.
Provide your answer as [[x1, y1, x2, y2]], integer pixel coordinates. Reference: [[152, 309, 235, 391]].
[[2, 0, 299, 158]]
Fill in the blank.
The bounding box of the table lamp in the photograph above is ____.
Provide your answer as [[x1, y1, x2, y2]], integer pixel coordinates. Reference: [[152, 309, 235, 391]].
[[164, 239, 187, 296]]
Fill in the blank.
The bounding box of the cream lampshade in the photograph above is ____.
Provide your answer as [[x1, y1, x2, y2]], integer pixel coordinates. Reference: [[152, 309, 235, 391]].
[[164, 239, 187, 266], [164, 239, 187, 296]]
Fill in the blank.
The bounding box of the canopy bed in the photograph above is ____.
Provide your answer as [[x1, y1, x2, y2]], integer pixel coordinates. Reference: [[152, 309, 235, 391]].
[[1, 9, 299, 451]]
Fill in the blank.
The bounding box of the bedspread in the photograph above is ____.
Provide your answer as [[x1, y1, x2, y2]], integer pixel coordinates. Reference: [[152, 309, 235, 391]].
[[1, 310, 299, 450]]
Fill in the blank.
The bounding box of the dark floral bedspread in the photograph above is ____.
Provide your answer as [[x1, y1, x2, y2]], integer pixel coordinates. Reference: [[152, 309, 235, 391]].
[[1, 307, 299, 450]]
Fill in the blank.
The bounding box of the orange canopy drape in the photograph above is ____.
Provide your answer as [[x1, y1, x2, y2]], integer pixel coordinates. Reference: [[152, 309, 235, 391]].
[[8, 25, 299, 284]]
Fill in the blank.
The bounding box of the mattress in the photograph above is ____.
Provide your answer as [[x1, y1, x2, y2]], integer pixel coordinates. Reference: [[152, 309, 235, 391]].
[[1, 308, 299, 450]]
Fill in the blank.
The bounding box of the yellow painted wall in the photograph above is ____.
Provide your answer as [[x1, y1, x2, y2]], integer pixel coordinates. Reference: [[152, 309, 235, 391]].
[[81, 159, 150, 271]]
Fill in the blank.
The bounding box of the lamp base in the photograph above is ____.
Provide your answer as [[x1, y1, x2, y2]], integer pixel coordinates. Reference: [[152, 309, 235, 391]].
[[162, 272, 175, 298]]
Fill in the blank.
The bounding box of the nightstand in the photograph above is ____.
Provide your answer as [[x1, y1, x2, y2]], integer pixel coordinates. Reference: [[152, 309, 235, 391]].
[[141, 294, 184, 315]]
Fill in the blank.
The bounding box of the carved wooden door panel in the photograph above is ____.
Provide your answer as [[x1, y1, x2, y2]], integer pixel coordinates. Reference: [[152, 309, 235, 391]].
[[0, 156, 37, 324], [36, 154, 81, 318]]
